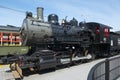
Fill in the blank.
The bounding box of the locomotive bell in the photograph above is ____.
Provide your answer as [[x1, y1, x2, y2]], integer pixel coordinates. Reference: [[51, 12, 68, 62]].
[[37, 7, 44, 21]]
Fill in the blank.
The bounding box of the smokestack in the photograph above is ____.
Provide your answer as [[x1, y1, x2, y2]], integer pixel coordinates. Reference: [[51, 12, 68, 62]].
[[37, 7, 44, 21]]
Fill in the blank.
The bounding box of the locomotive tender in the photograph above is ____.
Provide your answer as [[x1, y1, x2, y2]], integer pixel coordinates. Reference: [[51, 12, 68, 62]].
[[0, 7, 120, 71]]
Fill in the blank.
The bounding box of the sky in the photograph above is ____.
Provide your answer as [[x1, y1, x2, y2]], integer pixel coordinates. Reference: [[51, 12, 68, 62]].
[[0, 0, 120, 31]]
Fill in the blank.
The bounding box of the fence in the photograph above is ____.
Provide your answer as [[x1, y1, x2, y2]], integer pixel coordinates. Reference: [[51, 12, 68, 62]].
[[87, 55, 120, 80]]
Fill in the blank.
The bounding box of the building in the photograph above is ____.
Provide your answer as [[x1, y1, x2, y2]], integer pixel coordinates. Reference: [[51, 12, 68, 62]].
[[0, 25, 21, 46]]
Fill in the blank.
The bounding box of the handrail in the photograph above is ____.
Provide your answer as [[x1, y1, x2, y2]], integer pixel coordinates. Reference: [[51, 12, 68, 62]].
[[87, 55, 120, 80]]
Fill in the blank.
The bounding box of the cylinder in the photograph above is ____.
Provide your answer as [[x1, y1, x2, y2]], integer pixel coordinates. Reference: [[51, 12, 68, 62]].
[[37, 7, 44, 21]]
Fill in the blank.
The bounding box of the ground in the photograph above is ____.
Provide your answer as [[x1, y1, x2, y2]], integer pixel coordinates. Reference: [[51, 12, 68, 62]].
[[0, 59, 104, 80]]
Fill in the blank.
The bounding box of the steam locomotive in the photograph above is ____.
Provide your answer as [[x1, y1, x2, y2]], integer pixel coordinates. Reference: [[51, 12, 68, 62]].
[[1, 7, 120, 71], [18, 7, 94, 69]]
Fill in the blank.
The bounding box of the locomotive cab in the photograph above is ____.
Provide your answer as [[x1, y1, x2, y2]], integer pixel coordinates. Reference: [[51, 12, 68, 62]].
[[86, 22, 112, 44], [85, 22, 112, 57]]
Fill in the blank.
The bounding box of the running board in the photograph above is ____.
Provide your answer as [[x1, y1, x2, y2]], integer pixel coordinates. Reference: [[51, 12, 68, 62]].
[[60, 54, 92, 64]]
